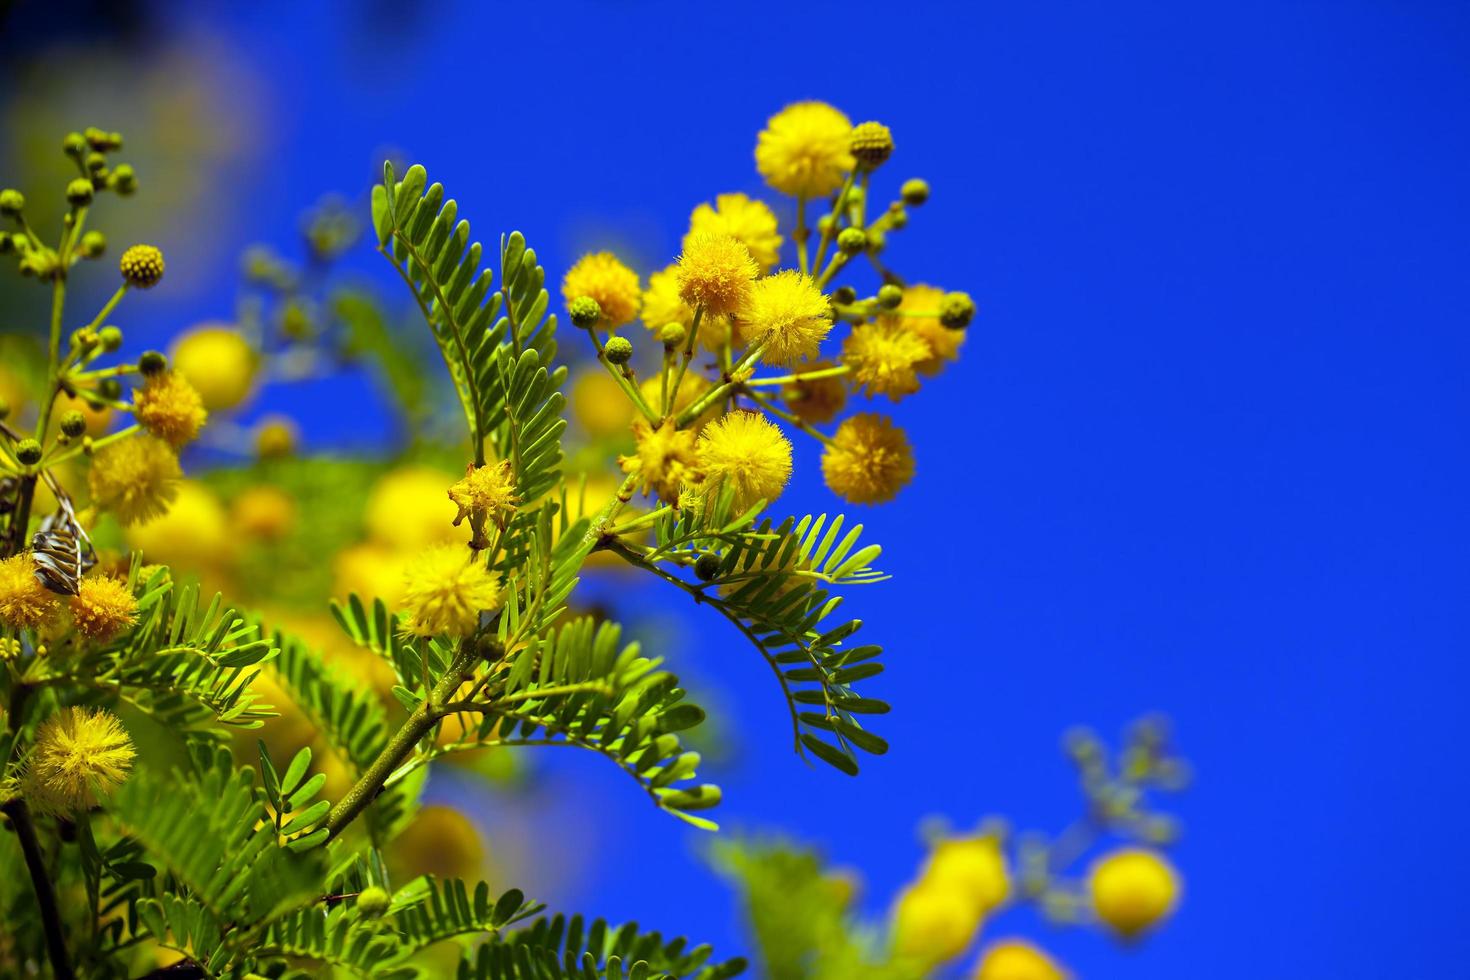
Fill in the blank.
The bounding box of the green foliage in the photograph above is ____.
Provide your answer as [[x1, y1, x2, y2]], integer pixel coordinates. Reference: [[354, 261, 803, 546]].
[[458, 914, 747, 980]]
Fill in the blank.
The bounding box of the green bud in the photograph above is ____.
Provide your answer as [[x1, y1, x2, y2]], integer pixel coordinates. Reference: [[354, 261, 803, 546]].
[[84, 127, 113, 150], [900, 178, 930, 207], [77, 230, 106, 259], [62, 132, 86, 157], [66, 178, 94, 207], [849, 121, 894, 170], [99, 379, 122, 400], [71, 327, 99, 352], [59, 410, 87, 438], [0, 189, 23, 217], [138, 350, 168, 376], [604, 335, 634, 365], [569, 296, 602, 329], [694, 553, 722, 581], [109, 164, 137, 196], [876, 283, 904, 310], [831, 285, 858, 306], [98, 325, 124, 352], [85, 151, 107, 174], [356, 885, 391, 919], [836, 227, 867, 254], [887, 204, 909, 229], [939, 291, 976, 329], [816, 214, 836, 235], [658, 322, 686, 348], [15, 439, 42, 465]]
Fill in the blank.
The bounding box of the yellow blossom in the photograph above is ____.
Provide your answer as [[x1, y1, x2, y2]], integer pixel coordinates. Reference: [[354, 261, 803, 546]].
[[571, 369, 635, 439], [843, 320, 930, 400], [255, 415, 299, 459], [365, 466, 466, 551], [892, 881, 983, 967], [923, 834, 1011, 914], [755, 101, 855, 198], [685, 193, 783, 271], [69, 576, 138, 642], [0, 555, 59, 631], [640, 369, 720, 429], [620, 419, 700, 503], [88, 435, 182, 526], [390, 804, 486, 880], [1088, 847, 1180, 938], [133, 370, 207, 447], [562, 252, 641, 329], [170, 324, 258, 411], [973, 939, 1069, 980], [822, 414, 915, 505], [739, 270, 831, 366], [127, 481, 231, 570], [334, 542, 410, 606], [781, 361, 847, 424], [676, 232, 758, 318], [696, 411, 792, 514], [448, 459, 520, 547], [24, 706, 136, 814], [232, 485, 297, 540], [400, 544, 503, 638], [881, 283, 965, 375], [641, 263, 732, 351]]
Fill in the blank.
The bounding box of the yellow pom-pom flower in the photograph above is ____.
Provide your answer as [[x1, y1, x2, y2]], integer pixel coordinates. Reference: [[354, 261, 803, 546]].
[[843, 320, 931, 400], [133, 370, 207, 447], [255, 414, 299, 459], [0, 554, 59, 631], [643, 264, 732, 352], [739, 270, 832, 365], [923, 834, 1012, 914], [782, 362, 847, 424], [88, 434, 182, 526], [24, 706, 136, 814], [676, 232, 759, 318], [972, 939, 1069, 980], [755, 101, 855, 198], [126, 481, 231, 570], [620, 419, 700, 503], [892, 881, 984, 966], [400, 544, 504, 638], [69, 576, 138, 642], [881, 283, 965, 375], [685, 193, 783, 272], [696, 411, 792, 514], [1089, 847, 1181, 938], [562, 252, 641, 329], [170, 324, 258, 411], [822, 413, 915, 505], [448, 460, 520, 547]]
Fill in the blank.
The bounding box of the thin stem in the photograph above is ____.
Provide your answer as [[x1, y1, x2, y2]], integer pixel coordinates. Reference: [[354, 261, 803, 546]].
[[672, 336, 768, 428], [745, 364, 850, 387], [662, 306, 704, 424], [814, 250, 851, 291], [605, 504, 674, 536], [745, 387, 836, 446], [794, 195, 810, 275], [44, 424, 139, 468], [811, 171, 858, 276], [81, 284, 128, 337], [3, 800, 75, 979]]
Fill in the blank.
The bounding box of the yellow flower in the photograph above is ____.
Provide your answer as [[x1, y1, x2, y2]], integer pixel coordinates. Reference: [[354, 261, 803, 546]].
[[170, 324, 258, 411], [643, 264, 734, 353], [126, 481, 231, 570], [400, 544, 504, 638], [881, 283, 965, 375], [739, 270, 831, 366], [696, 411, 792, 514], [892, 881, 983, 966], [0, 555, 59, 631], [255, 415, 299, 459], [448, 459, 520, 547], [755, 101, 855, 198], [52, 388, 112, 437], [1088, 847, 1180, 938], [843, 320, 930, 400], [685, 193, 783, 271], [571, 369, 635, 439], [133, 370, 207, 447], [24, 706, 135, 814], [822, 414, 914, 505], [232, 485, 297, 541], [69, 576, 138, 642], [972, 939, 1069, 980], [922, 834, 1011, 914], [640, 372, 722, 430], [389, 804, 486, 880], [365, 466, 466, 551], [781, 361, 847, 424], [88, 435, 181, 526], [676, 232, 759, 318], [620, 419, 700, 503], [334, 542, 410, 606], [562, 252, 641, 329]]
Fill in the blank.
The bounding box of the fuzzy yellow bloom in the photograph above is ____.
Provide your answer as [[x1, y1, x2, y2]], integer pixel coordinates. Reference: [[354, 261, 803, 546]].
[[1088, 847, 1180, 938], [782, 362, 847, 424], [621, 419, 700, 503], [571, 369, 635, 439], [133, 370, 207, 447], [843, 321, 930, 400], [881, 283, 965, 375], [170, 324, 258, 411], [923, 834, 1012, 914], [448, 460, 519, 531], [755, 101, 855, 198], [562, 252, 641, 329], [400, 544, 504, 638], [69, 576, 138, 642], [740, 271, 832, 366], [973, 939, 1068, 980], [0, 555, 59, 631], [334, 542, 410, 606], [676, 232, 759, 318], [641, 264, 695, 332], [685, 193, 783, 272], [126, 481, 231, 570], [365, 466, 466, 551], [232, 485, 297, 540], [892, 881, 983, 966], [88, 435, 182, 526], [822, 414, 915, 505], [24, 706, 135, 814], [696, 411, 792, 514]]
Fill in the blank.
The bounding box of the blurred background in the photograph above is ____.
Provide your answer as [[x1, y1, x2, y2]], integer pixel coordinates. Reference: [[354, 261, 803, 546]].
[[2, 1, 1467, 976]]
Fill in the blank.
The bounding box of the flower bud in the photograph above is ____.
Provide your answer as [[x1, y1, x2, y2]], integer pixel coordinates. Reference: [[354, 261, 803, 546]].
[[877, 283, 904, 309], [694, 552, 722, 581], [138, 351, 168, 376], [66, 178, 94, 207], [71, 327, 99, 353], [99, 379, 122, 400], [59, 411, 87, 438], [604, 335, 634, 365], [888, 205, 909, 229], [356, 885, 391, 919], [939, 291, 976, 329], [0, 189, 23, 217], [62, 132, 86, 157], [831, 285, 858, 305], [109, 164, 137, 196], [569, 295, 602, 329], [15, 439, 42, 465], [98, 325, 124, 352], [85, 151, 107, 174], [850, 121, 894, 170], [836, 227, 868, 254], [119, 244, 164, 288], [901, 178, 930, 207], [77, 230, 106, 259], [658, 322, 686, 348]]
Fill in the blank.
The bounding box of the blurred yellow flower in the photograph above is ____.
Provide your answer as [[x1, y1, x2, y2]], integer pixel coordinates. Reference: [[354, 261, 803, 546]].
[[822, 413, 914, 505], [562, 252, 641, 329], [881, 283, 965, 376], [972, 939, 1068, 980], [170, 324, 258, 411], [843, 320, 930, 400], [781, 361, 847, 424], [127, 480, 231, 570], [333, 542, 410, 606], [391, 804, 486, 880], [686, 193, 782, 272], [232, 485, 297, 540], [364, 466, 465, 552], [1089, 847, 1180, 939], [923, 834, 1011, 914], [571, 369, 635, 439], [254, 414, 299, 459], [755, 101, 855, 198], [88, 435, 181, 526], [892, 881, 983, 966]]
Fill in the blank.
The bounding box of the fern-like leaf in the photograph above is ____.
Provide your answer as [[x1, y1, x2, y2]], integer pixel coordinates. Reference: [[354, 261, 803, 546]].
[[458, 914, 746, 980]]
